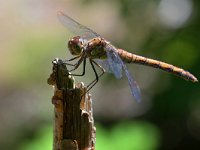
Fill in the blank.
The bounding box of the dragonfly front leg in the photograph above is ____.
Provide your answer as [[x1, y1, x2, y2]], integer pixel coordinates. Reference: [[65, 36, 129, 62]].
[[66, 55, 82, 62], [65, 52, 87, 76], [69, 57, 86, 76], [86, 59, 105, 92], [63, 55, 82, 66]]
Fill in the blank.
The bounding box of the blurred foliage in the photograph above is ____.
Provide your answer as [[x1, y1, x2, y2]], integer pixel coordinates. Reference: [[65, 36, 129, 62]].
[[13, 31, 64, 85], [18, 125, 52, 150], [96, 121, 160, 150], [18, 122, 160, 150]]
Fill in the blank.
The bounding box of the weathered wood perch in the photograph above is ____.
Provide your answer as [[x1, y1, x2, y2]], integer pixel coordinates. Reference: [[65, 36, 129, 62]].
[[47, 58, 96, 150]]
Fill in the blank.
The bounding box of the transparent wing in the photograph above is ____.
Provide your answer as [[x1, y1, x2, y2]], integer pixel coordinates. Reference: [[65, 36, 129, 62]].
[[57, 11, 100, 40], [94, 59, 113, 74], [120, 59, 141, 103], [105, 45, 123, 79], [105, 45, 141, 102]]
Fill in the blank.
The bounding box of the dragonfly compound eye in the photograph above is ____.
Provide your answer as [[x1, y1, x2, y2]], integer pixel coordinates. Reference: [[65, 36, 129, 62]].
[[68, 36, 83, 55]]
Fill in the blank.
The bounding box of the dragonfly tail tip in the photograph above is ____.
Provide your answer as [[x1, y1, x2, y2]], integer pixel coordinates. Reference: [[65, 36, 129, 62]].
[[194, 78, 198, 82], [190, 75, 198, 82]]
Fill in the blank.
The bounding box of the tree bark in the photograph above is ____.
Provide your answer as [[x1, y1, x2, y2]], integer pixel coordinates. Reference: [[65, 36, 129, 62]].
[[48, 58, 96, 150]]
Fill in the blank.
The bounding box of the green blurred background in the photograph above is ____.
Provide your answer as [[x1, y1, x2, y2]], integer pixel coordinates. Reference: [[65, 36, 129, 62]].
[[0, 0, 199, 149]]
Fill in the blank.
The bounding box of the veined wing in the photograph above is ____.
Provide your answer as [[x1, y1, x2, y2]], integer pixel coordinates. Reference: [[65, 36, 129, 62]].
[[105, 45, 123, 79], [105, 44, 141, 102], [120, 57, 141, 103], [94, 59, 114, 74], [57, 11, 100, 40]]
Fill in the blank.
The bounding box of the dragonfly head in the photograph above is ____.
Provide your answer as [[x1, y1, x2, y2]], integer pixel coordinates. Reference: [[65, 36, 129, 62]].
[[68, 36, 83, 55]]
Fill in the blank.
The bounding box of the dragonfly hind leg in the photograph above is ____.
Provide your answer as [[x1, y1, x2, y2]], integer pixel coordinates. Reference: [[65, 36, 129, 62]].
[[86, 59, 105, 92]]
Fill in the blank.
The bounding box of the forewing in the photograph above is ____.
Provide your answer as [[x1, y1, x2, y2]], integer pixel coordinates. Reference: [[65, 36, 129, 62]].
[[105, 45, 141, 102], [57, 11, 100, 40]]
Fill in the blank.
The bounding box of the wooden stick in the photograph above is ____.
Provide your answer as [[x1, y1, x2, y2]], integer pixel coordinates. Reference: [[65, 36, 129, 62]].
[[47, 58, 96, 150]]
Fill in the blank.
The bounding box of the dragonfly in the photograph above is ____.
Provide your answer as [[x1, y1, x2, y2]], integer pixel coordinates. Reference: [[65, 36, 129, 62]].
[[57, 11, 198, 103]]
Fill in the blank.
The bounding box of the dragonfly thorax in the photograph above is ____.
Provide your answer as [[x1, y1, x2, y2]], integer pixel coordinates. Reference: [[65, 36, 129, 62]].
[[86, 38, 107, 59], [68, 36, 83, 55]]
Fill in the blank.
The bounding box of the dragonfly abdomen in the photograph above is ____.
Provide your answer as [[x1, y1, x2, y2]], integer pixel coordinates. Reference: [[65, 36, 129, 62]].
[[117, 49, 198, 82]]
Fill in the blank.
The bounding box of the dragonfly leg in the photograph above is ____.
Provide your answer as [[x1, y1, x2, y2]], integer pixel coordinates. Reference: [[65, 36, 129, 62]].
[[86, 59, 105, 92], [63, 62, 76, 66], [65, 55, 81, 62], [64, 53, 84, 72], [69, 57, 86, 76], [63, 55, 82, 66]]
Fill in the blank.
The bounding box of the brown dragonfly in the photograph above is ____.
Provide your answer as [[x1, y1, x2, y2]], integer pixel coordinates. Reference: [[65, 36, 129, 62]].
[[57, 11, 198, 102]]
